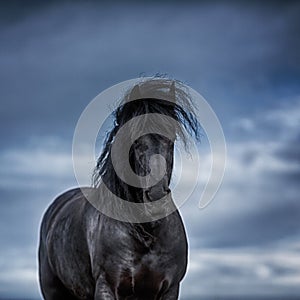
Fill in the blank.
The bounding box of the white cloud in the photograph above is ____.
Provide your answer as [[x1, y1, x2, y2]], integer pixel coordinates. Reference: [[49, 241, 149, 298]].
[[265, 98, 300, 130], [181, 247, 300, 297], [231, 117, 255, 132], [0, 137, 77, 189], [1, 149, 71, 176]]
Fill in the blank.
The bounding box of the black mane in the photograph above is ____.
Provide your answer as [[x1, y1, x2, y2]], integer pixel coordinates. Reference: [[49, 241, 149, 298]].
[[93, 79, 201, 202]]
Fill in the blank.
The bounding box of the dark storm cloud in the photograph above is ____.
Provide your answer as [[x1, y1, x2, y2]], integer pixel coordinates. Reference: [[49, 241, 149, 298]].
[[185, 196, 300, 249], [1, 1, 300, 148], [274, 136, 300, 165], [200, 202, 300, 248]]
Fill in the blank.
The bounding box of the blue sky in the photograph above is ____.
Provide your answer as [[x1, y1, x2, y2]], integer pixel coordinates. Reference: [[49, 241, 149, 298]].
[[0, 1, 300, 299]]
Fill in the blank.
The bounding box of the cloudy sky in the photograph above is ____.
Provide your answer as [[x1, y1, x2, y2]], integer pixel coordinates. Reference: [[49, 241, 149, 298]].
[[0, 1, 300, 299]]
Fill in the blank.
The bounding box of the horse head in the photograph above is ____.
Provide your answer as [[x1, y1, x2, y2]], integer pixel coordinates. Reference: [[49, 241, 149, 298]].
[[93, 79, 200, 220]]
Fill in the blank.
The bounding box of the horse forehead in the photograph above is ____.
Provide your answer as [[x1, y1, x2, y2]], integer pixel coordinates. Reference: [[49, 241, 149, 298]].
[[136, 134, 174, 147]]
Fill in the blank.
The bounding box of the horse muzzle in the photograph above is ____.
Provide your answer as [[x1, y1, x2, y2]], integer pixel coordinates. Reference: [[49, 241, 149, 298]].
[[145, 186, 171, 202], [144, 177, 173, 218]]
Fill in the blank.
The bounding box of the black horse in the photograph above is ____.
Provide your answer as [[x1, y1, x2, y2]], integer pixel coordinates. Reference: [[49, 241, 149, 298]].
[[39, 79, 200, 299]]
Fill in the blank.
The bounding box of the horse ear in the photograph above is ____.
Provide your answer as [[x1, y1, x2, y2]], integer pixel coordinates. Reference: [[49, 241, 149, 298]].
[[129, 84, 142, 101], [170, 81, 176, 101]]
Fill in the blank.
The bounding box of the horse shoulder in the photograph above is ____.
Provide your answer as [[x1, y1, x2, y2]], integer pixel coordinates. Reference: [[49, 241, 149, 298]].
[[40, 188, 95, 297]]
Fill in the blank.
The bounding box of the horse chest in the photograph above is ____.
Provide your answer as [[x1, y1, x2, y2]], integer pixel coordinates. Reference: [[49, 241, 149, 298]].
[[116, 257, 170, 299], [110, 242, 181, 299]]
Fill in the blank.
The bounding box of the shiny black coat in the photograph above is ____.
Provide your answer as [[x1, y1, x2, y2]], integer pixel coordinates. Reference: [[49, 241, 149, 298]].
[[39, 188, 188, 299]]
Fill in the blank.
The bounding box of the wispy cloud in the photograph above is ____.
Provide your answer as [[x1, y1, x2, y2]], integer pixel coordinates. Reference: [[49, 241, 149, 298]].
[[182, 247, 300, 298], [0, 137, 75, 189]]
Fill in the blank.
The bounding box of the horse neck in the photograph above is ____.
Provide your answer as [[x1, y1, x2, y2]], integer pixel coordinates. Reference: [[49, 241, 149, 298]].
[[101, 156, 142, 203], [100, 154, 177, 240]]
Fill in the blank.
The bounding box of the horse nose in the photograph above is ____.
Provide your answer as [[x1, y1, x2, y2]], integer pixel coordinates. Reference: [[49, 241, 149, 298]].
[[146, 177, 170, 201]]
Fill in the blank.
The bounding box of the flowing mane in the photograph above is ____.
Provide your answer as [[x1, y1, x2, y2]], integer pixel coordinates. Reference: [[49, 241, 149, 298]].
[[93, 78, 201, 191]]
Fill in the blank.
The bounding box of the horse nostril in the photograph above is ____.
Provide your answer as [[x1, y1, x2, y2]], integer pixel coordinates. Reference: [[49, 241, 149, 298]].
[[146, 186, 170, 201]]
